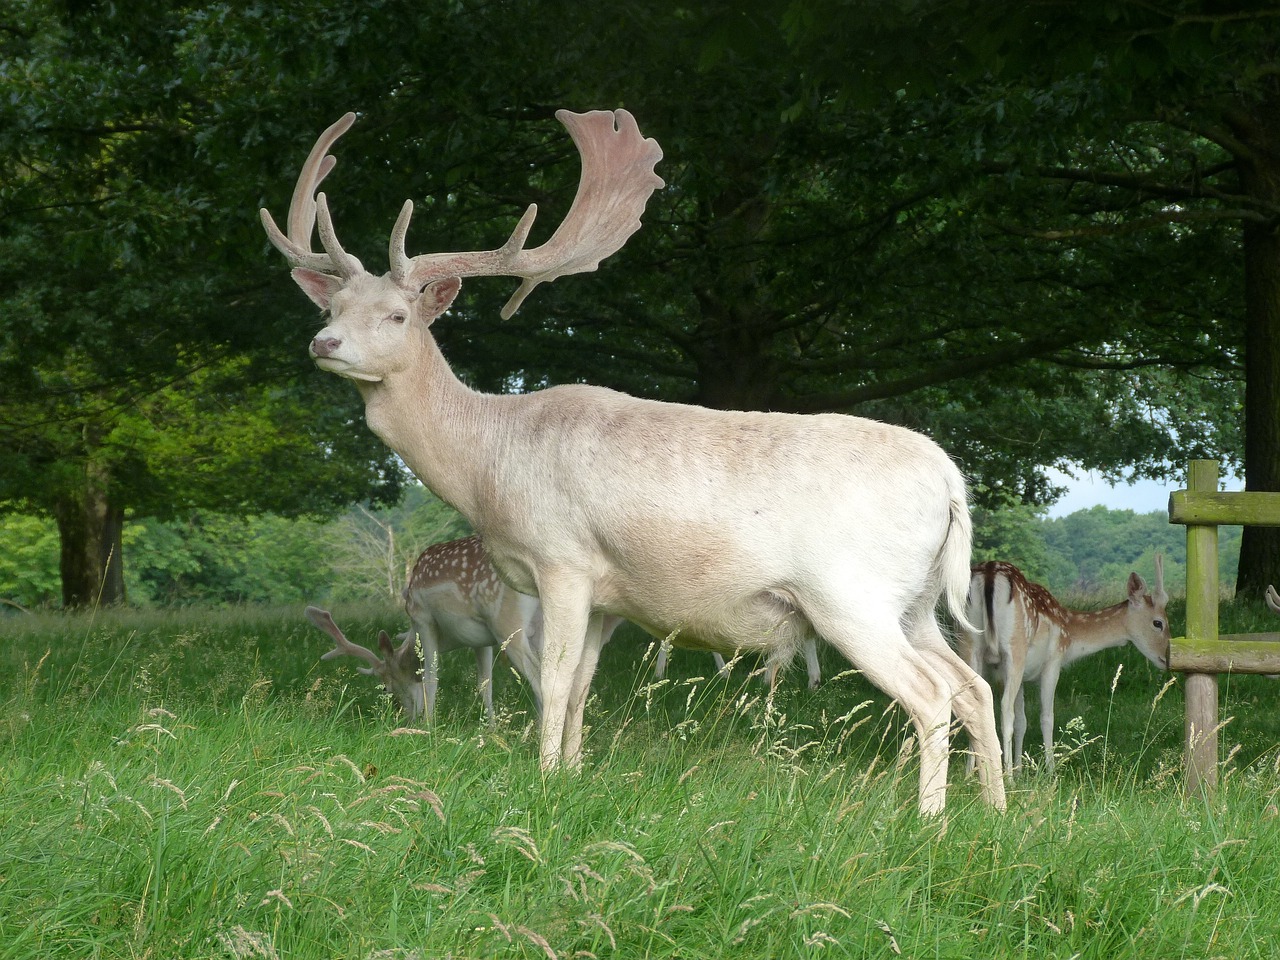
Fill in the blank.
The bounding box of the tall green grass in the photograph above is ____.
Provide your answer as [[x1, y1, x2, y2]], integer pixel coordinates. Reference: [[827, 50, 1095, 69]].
[[2, 599, 1279, 959]]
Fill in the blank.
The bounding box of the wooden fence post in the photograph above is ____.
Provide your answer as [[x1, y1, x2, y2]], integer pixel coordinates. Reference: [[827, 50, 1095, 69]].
[[1183, 459, 1220, 795]]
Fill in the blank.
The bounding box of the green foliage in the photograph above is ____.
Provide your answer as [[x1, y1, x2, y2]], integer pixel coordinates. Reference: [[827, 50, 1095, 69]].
[[0, 511, 60, 609], [4, 0, 1271, 600], [0, 485, 467, 609], [2, 603, 1280, 958], [970, 483, 1052, 581]]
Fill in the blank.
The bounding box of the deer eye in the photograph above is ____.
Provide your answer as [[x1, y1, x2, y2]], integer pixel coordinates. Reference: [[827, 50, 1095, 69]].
[[1153, 619, 1164, 631], [389, 311, 407, 324]]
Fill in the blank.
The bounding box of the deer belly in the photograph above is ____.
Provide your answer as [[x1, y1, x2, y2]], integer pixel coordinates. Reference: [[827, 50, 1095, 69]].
[[615, 587, 811, 656], [1019, 639, 1055, 681], [432, 612, 498, 651]]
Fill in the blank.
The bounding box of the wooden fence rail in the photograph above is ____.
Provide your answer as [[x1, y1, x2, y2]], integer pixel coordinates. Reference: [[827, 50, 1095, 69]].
[[1168, 459, 1280, 794]]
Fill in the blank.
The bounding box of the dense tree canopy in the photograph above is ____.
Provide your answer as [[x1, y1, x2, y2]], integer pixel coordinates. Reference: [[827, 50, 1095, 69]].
[[1, 0, 1273, 604]]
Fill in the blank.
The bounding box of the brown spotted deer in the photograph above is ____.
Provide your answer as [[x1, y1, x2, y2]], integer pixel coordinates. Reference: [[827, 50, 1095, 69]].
[[306, 536, 553, 721], [959, 557, 1171, 777], [261, 109, 1005, 814]]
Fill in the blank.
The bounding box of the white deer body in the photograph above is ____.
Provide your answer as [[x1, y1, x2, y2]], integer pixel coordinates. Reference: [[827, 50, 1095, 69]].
[[263, 110, 1006, 814], [960, 559, 1171, 777]]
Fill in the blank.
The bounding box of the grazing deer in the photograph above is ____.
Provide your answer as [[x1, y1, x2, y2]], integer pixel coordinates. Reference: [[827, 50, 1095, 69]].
[[306, 536, 558, 721], [305, 605, 428, 717], [261, 109, 1005, 814], [959, 557, 1171, 777]]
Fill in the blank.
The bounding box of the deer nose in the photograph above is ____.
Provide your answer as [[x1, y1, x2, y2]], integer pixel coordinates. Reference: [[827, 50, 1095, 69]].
[[311, 336, 342, 358]]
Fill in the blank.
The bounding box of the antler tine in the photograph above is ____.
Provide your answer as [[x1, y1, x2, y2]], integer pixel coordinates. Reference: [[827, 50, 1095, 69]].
[[396, 109, 664, 317], [304, 605, 384, 674], [315, 193, 365, 278], [260, 112, 360, 275], [1267, 584, 1280, 616]]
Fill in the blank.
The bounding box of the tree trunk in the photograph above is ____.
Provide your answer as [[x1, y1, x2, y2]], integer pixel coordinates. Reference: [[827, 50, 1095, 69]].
[[689, 306, 782, 411], [1232, 93, 1280, 597], [53, 457, 125, 609]]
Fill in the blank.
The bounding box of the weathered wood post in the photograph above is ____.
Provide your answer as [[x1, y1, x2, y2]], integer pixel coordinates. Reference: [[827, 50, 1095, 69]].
[[1180, 460, 1220, 795]]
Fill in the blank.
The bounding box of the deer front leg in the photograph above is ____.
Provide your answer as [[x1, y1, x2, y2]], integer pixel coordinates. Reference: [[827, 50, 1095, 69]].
[[560, 612, 609, 767], [536, 576, 594, 770], [417, 623, 441, 724], [474, 645, 496, 725]]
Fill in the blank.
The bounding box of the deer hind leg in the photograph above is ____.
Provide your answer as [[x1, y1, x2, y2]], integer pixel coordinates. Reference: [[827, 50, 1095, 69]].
[[1039, 659, 1063, 775], [803, 598, 957, 816], [997, 651, 1027, 778], [803, 637, 821, 690], [500, 628, 545, 717], [1011, 684, 1027, 773], [961, 629, 988, 779], [907, 614, 1007, 812]]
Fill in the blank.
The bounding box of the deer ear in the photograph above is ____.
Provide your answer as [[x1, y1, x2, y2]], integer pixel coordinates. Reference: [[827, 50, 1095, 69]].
[[292, 268, 344, 309], [417, 277, 461, 324], [1127, 572, 1146, 599]]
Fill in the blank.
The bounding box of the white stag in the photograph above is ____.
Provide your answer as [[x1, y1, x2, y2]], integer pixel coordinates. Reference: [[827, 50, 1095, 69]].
[[960, 557, 1171, 777], [261, 109, 1005, 814]]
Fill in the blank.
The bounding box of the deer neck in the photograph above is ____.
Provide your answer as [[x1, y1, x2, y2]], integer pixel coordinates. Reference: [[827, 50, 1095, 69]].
[[1059, 601, 1130, 665], [353, 333, 506, 521]]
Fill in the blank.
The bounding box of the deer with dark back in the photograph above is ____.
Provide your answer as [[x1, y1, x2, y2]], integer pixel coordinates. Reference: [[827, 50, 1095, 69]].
[[262, 109, 1005, 814], [959, 557, 1171, 777]]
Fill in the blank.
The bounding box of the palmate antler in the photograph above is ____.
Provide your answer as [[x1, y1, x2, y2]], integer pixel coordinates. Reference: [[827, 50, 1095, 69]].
[[260, 110, 665, 318]]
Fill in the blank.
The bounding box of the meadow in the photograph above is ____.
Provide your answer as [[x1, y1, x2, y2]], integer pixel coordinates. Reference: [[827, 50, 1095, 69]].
[[2, 597, 1280, 959]]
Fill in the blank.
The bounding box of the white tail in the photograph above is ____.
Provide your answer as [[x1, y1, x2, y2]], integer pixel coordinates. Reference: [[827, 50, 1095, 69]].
[[959, 556, 1171, 777], [263, 110, 1004, 815]]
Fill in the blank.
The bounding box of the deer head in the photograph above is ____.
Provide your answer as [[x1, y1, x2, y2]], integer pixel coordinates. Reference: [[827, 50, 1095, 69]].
[[304, 605, 425, 718], [1124, 552, 1171, 669], [260, 110, 664, 384]]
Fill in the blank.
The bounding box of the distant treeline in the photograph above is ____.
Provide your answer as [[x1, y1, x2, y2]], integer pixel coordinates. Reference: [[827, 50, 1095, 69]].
[[0, 493, 1236, 610]]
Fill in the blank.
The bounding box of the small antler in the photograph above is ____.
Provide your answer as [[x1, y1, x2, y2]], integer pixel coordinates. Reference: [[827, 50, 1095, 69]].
[[305, 606, 425, 717], [1267, 584, 1280, 616], [391, 109, 664, 318], [304, 605, 384, 675]]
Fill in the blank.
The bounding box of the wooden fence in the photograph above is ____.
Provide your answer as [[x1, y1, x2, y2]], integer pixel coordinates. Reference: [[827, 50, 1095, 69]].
[[1167, 459, 1280, 793]]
